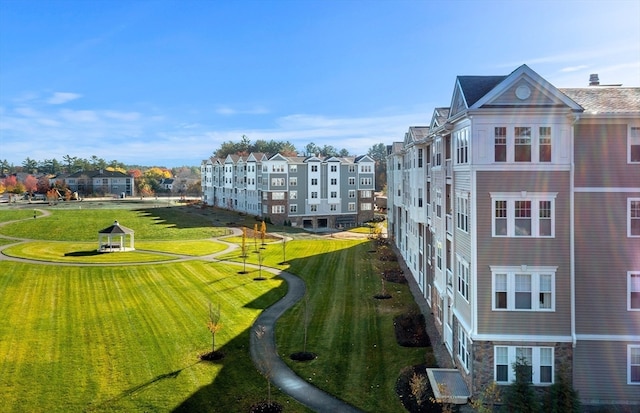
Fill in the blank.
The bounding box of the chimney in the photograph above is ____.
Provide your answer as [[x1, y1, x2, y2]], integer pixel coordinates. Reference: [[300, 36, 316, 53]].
[[589, 74, 600, 86]]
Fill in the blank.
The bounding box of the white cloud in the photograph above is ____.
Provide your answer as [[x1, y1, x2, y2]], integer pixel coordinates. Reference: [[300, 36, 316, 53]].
[[560, 65, 589, 73], [215, 105, 269, 116], [47, 92, 82, 105], [59, 109, 99, 122]]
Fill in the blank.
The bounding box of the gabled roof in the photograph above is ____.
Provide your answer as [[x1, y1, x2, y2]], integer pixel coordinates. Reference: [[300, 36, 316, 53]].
[[559, 87, 640, 114], [457, 76, 507, 108], [268, 153, 289, 162], [470, 64, 582, 111], [429, 107, 450, 130], [409, 126, 430, 141], [98, 220, 134, 234], [354, 154, 374, 163]]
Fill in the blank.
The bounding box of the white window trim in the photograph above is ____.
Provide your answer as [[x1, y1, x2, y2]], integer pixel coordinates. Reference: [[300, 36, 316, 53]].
[[456, 193, 469, 233], [457, 255, 470, 302], [491, 265, 557, 311], [457, 325, 471, 372], [629, 271, 640, 311], [628, 198, 640, 238], [629, 345, 640, 385], [494, 346, 554, 385], [629, 126, 640, 164], [491, 192, 557, 238]]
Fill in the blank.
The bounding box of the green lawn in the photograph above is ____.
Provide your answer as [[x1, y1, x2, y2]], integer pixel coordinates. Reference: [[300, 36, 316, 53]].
[[0, 260, 300, 412], [0, 205, 422, 413], [0, 208, 229, 241]]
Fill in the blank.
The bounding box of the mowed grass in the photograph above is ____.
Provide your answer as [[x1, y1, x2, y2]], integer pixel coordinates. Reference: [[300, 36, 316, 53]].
[[221, 239, 426, 412], [0, 208, 228, 241], [2, 241, 176, 263], [0, 260, 304, 413]]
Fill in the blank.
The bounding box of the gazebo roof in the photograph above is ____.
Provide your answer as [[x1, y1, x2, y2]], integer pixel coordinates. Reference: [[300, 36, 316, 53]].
[[98, 220, 134, 234]]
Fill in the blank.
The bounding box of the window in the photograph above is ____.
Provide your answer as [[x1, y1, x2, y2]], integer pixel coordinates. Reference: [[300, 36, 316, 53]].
[[629, 127, 640, 163], [457, 256, 470, 301], [311, 178, 318, 185], [330, 204, 337, 211], [271, 178, 285, 186], [331, 165, 337, 172], [271, 205, 285, 214], [289, 165, 297, 172], [629, 272, 640, 311], [290, 204, 297, 213], [539, 127, 552, 162], [491, 267, 556, 311], [495, 127, 507, 162], [348, 177, 356, 185], [289, 177, 297, 186], [515, 127, 532, 162], [436, 242, 442, 270], [629, 345, 640, 384], [311, 192, 318, 199], [456, 195, 469, 232], [491, 193, 557, 237], [433, 138, 442, 166], [311, 165, 318, 172], [348, 202, 356, 211], [348, 165, 356, 173], [361, 165, 372, 173], [330, 191, 337, 198], [290, 191, 297, 200], [435, 189, 442, 218], [360, 177, 372, 186], [310, 205, 317, 212], [272, 192, 285, 200], [418, 188, 423, 208], [418, 148, 423, 168], [458, 326, 470, 371], [330, 178, 337, 185], [629, 198, 640, 237], [495, 346, 554, 384], [456, 128, 469, 164], [360, 203, 372, 211], [348, 190, 356, 198], [361, 190, 371, 198]]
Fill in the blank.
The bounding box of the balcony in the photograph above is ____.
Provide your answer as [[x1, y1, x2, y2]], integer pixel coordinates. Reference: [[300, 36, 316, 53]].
[[446, 268, 453, 289], [446, 214, 453, 235], [445, 159, 452, 177], [426, 163, 431, 178], [445, 323, 453, 352]]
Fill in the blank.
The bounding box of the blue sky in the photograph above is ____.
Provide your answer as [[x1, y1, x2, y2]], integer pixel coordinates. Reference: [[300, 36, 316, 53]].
[[1, 0, 639, 168]]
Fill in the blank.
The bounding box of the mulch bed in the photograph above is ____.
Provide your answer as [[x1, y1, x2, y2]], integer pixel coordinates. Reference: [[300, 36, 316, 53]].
[[290, 351, 317, 361], [383, 267, 407, 283], [396, 364, 454, 413], [249, 401, 283, 413], [199, 350, 225, 361], [394, 313, 430, 347]]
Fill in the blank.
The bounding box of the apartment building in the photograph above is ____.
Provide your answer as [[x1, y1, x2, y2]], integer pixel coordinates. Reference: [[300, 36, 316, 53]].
[[201, 152, 376, 228], [65, 169, 135, 197], [387, 64, 639, 405]]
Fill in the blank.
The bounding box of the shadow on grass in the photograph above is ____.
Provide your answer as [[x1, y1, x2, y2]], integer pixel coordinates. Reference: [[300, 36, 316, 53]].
[[64, 250, 101, 257]]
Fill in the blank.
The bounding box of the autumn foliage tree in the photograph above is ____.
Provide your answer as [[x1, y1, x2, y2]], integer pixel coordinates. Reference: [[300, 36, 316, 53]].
[[24, 175, 38, 196]]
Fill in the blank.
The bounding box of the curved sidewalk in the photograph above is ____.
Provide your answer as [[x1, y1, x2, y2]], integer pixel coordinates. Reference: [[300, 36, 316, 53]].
[[249, 267, 363, 413]]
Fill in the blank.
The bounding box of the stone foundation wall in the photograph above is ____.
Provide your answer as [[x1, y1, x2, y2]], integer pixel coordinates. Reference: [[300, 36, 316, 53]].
[[471, 340, 574, 396]]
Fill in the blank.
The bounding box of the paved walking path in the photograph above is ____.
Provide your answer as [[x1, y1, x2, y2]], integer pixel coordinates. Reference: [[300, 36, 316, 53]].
[[0, 209, 364, 412]]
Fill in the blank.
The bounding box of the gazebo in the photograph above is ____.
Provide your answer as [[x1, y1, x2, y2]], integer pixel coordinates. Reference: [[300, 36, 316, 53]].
[[98, 220, 135, 252]]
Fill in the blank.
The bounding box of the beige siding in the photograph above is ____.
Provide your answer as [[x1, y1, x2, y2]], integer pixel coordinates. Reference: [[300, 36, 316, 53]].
[[575, 191, 640, 335], [573, 340, 640, 404], [475, 170, 572, 336], [575, 123, 640, 187]]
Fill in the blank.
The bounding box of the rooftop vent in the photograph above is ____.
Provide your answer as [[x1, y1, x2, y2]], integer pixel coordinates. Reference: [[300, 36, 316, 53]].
[[589, 74, 600, 86]]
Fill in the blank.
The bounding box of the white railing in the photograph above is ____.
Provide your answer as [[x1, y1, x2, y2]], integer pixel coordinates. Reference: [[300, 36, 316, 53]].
[[445, 323, 454, 351], [446, 214, 453, 235], [446, 268, 453, 289], [445, 159, 452, 177]]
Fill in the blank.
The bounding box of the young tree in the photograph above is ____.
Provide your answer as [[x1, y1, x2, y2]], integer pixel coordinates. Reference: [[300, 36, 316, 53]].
[[542, 365, 580, 413], [253, 223, 259, 252], [260, 220, 266, 247], [206, 302, 223, 354], [502, 356, 540, 413], [240, 227, 248, 274]]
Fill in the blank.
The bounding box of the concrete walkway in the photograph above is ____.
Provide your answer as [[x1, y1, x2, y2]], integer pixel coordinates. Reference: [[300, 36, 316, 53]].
[[0, 210, 364, 412]]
